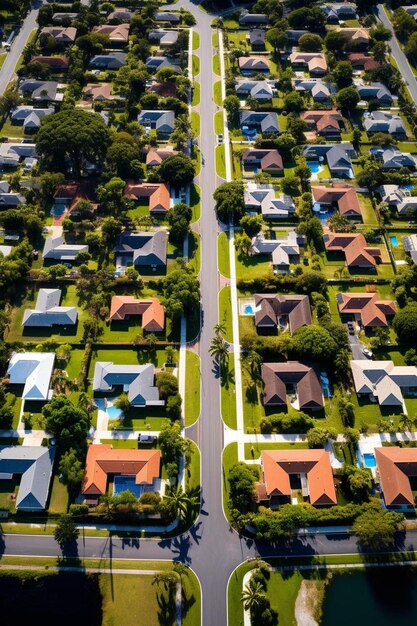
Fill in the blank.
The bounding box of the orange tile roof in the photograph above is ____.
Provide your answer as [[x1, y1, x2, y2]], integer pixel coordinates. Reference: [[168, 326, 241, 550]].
[[94, 23, 130, 43], [375, 447, 417, 506], [146, 147, 178, 166], [261, 449, 337, 506], [109, 295, 165, 331], [338, 292, 396, 327], [124, 183, 170, 213], [312, 186, 361, 217], [82, 444, 161, 496], [324, 228, 381, 268]]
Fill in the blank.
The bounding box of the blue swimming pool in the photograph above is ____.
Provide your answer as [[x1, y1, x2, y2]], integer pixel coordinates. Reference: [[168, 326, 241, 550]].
[[107, 404, 123, 420], [309, 162, 322, 174], [113, 475, 142, 498], [390, 236, 399, 247], [363, 453, 376, 468], [244, 304, 254, 314]]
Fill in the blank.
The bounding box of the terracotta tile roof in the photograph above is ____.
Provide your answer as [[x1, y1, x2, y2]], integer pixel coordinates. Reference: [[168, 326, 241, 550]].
[[242, 148, 283, 170], [124, 182, 170, 213], [82, 444, 161, 496], [338, 292, 396, 327], [323, 228, 381, 268], [375, 447, 417, 506], [94, 23, 130, 43], [261, 362, 324, 409], [312, 186, 361, 217], [146, 147, 178, 167], [260, 449, 337, 506], [147, 81, 177, 98], [347, 52, 378, 71], [84, 82, 113, 101], [31, 55, 69, 69], [109, 295, 165, 331]]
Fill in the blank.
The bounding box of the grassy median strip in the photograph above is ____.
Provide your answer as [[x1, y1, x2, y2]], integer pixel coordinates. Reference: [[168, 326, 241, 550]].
[[192, 54, 200, 76], [214, 110, 224, 134], [212, 53, 221, 76], [191, 111, 200, 136], [185, 350, 201, 427], [192, 80, 200, 106], [214, 80, 223, 106], [192, 30, 200, 50], [215, 144, 226, 178]]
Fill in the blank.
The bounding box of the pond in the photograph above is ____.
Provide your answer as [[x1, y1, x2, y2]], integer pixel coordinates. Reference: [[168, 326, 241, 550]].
[[322, 568, 417, 626]]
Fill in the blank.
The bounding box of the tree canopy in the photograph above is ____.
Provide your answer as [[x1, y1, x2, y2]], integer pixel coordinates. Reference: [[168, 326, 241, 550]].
[[42, 395, 91, 453], [214, 182, 245, 224], [393, 303, 417, 345], [36, 108, 110, 174]]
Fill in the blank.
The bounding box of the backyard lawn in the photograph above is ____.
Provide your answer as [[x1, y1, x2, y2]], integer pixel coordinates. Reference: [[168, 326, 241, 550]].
[[185, 350, 200, 427], [48, 475, 69, 514]]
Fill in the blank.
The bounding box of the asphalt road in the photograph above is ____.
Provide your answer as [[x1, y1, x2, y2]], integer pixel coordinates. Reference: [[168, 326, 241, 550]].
[[377, 4, 417, 104], [0, 4, 40, 96]]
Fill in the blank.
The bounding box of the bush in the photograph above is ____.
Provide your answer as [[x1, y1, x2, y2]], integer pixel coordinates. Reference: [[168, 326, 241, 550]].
[[260, 412, 313, 434]]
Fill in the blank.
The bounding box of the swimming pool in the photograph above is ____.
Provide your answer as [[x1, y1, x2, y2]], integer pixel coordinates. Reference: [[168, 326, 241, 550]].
[[244, 304, 254, 315], [309, 162, 322, 174], [107, 404, 123, 420], [363, 453, 376, 468], [390, 236, 399, 247], [113, 475, 142, 498]]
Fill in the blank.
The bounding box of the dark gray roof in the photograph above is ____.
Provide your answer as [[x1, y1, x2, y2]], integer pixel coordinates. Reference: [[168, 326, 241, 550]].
[[0, 446, 55, 511], [89, 53, 126, 69], [116, 231, 167, 267], [240, 110, 279, 133], [137, 109, 175, 133]]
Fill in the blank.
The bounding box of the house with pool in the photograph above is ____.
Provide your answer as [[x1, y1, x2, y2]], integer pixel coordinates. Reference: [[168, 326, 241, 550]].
[[253, 294, 312, 334], [92, 362, 164, 407], [351, 360, 417, 413], [82, 444, 162, 504]]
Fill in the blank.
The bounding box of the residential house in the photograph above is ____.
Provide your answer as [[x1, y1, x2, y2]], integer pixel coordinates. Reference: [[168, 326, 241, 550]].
[[256, 449, 337, 507], [155, 12, 181, 24], [248, 29, 265, 50], [300, 110, 343, 138], [337, 292, 396, 327], [240, 111, 279, 134], [52, 12, 78, 23], [303, 142, 356, 160], [312, 185, 362, 219], [326, 145, 354, 177], [147, 80, 177, 98], [124, 183, 170, 214], [40, 26, 77, 45], [6, 352, 55, 401], [146, 147, 178, 167], [321, 3, 357, 22], [148, 29, 178, 47], [378, 184, 417, 216], [357, 82, 393, 105], [254, 294, 312, 333], [93, 23, 130, 45], [351, 359, 417, 412], [238, 56, 270, 74], [403, 5, 417, 16], [31, 55, 69, 70], [145, 56, 180, 73], [19, 79, 59, 103], [402, 234, 417, 263], [137, 110, 175, 137], [42, 235, 88, 261], [0, 446, 55, 511], [0, 142, 37, 167], [239, 11, 268, 25], [261, 362, 324, 410], [84, 83, 115, 102], [22, 288, 78, 328], [289, 52, 328, 76], [0, 245, 12, 256], [109, 296, 165, 332], [375, 447, 417, 509], [235, 80, 274, 101], [335, 27, 370, 49], [0, 181, 26, 206], [89, 53, 127, 69], [347, 53, 379, 72], [381, 147, 417, 169], [92, 362, 164, 406], [287, 30, 309, 43], [11, 105, 54, 131], [107, 9, 133, 21], [245, 183, 294, 218], [293, 78, 334, 102], [115, 231, 167, 268], [82, 444, 161, 501], [242, 148, 283, 174], [323, 228, 382, 268], [251, 230, 302, 273], [363, 111, 406, 136]]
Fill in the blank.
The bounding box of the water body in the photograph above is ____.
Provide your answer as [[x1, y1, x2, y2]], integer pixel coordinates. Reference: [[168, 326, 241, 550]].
[[322, 568, 417, 626]]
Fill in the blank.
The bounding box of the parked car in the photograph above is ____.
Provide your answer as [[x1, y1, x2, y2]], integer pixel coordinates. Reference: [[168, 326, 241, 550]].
[[218, 133, 223, 144], [138, 434, 157, 444], [362, 348, 373, 359], [347, 322, 355, 335]]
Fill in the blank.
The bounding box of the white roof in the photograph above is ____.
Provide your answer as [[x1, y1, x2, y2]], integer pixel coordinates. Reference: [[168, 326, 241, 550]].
[[7, 352, 55, 401]]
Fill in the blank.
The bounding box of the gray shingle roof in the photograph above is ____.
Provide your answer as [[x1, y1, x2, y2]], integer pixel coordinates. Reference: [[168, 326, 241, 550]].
[[93, 362, 164, 406], [0, 446, 55, 510]]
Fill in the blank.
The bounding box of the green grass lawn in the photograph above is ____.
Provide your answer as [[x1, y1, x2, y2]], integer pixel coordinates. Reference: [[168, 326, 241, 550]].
[[192, 54, 200, 76], [190, 183, 201, 222], [185, 350, 200, 427], [216, 144, 227, 178], [212, 32, 218, 47], [48, 475, 69, 514], [235, 251, 271, 280], [188, 231, 200, 273], [221, 355, 237, 429], [360, 195, 378, 226], [0, 53, 6, 70], [89, 348, 173, 376], [244, 441, 308, 460], [214, 110, 223, 135], [219, 287, 233, 343], [214, 80, 223, 106], [192, 80, 200, 106], [218, 231, 230, 277], [192, 30, 200, 50], [64, 348, 86, 381], [222, 442, 238, 515], [185, 439, 200, 493], [0, 118, 26, 139], [213, 53, 221, 76], [191, 111, 200, 136]]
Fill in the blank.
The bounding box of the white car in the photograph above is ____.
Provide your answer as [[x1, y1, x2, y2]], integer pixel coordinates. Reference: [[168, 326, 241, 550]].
[[362, 348, 373, 359]]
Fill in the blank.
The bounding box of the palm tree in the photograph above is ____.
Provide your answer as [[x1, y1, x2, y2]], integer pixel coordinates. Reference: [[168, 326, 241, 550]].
[[241, 579, 265, 612], [51, 368, 69, 394], [399, 413, 413, 433], [165, 484, 191, 520], [213, 321, 226, 335], [209, 334, 229, 364], [78, 391, 92, 413], [242, 350, 262, 383], [182, 438, 194, 468]]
